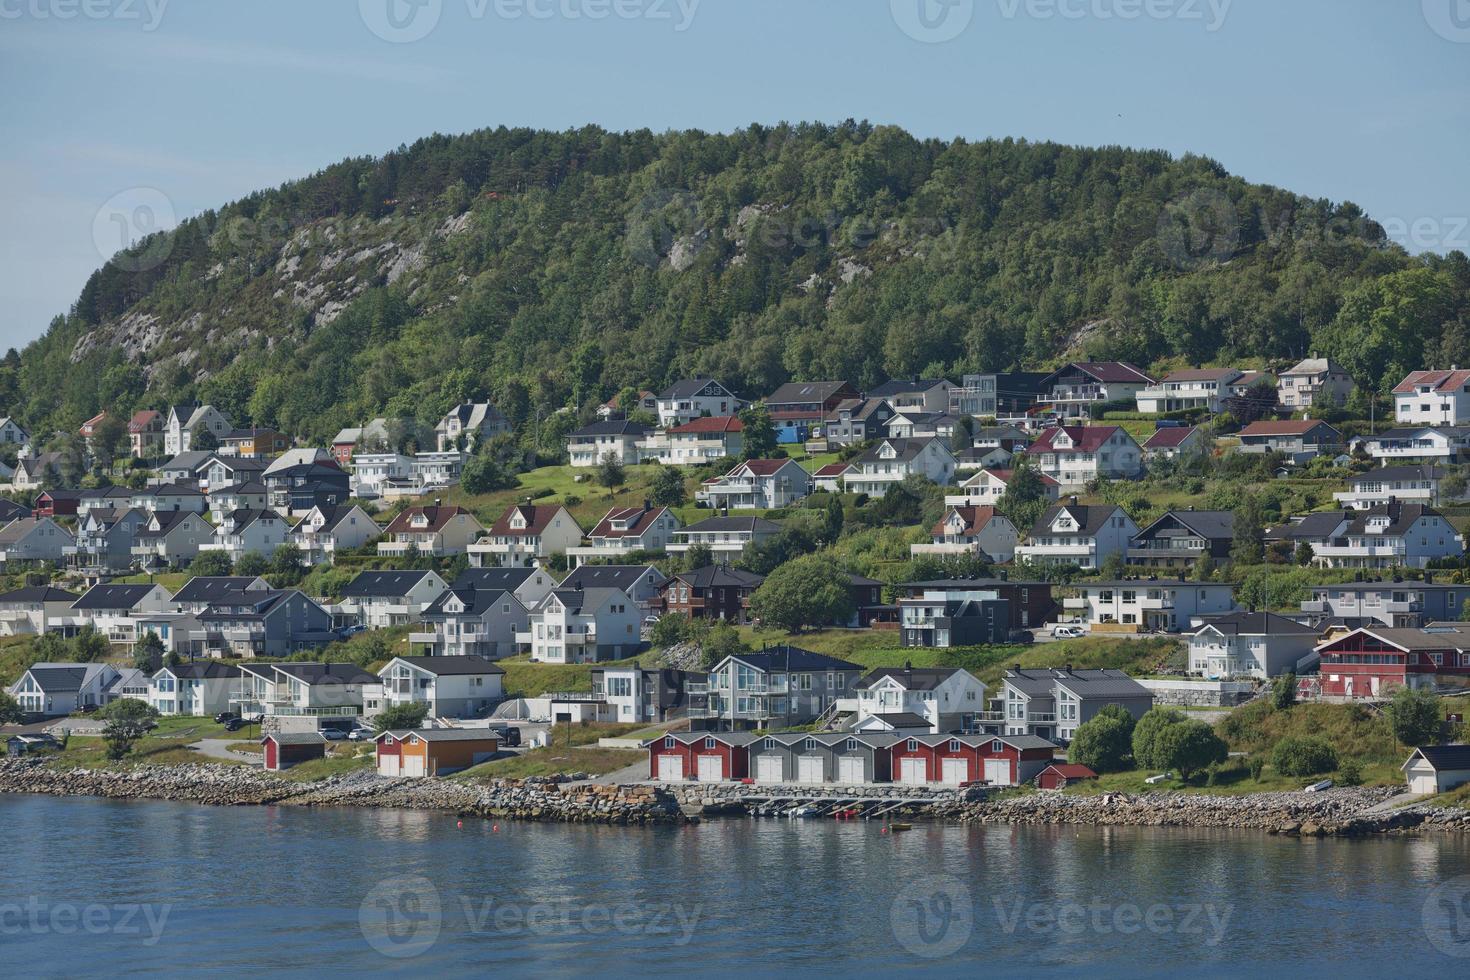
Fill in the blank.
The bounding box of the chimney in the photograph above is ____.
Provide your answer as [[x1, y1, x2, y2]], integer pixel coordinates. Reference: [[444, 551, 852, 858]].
[[1426, 571, 1434, 585], [643, 498, 651, 512]]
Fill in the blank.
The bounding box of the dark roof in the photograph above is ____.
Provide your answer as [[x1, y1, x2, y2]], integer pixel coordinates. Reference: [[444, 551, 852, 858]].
[[1265, 511, 1352, 542], [1139, 510, 1234, 541], [1195, 612, 1318, 636], [561, 564, 666, 593], [764, 380, 852, 404], [588, 506, 670, 539], [1142, 426, 1200, 450], [1347, 465, 1444, 485], [659, 378, 732, 399], [71, 584, 160, 610], [825, 397, 891, 422], [171, 576, 268, 604], [854, 438, 943, 464], [272, 663, 378, 686], [1408, 745, 1470, 771], [1044, 361, 1154, 385], [263, 733, 326, 746], [855, 666, 973, 692], [1005, 667, 1151, 700], [23, 665, 90, 693], [1340, 502, 1444, 537], [901, 578, 1050, 590], [0, 586, 81, 603], [669, 565, 765, 590], [384, 505, 477, 535], [866, 712, 932, 729], [1027, 503, 1125, 537], [161, 451, 216, 471], [570, 420, 651, 437], [388, 656, 506, 676], [341, 570, 438, 598], [453, 567, 541, 591], [423, 586, 512, 618], [727, 646, 862, 672], [488, 505, 569, 537], [1028, 426, 1127, 455]]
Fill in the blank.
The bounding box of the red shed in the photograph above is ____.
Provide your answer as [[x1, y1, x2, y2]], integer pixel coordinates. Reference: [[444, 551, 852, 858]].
[[646, 732, 754, 782], [262, 732, 327, 771], [1037, 763, 1097, 791], [891, 734, 1056, 786]]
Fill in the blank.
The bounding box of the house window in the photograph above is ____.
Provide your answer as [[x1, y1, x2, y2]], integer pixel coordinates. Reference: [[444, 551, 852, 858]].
[[906, 739, 918, 751], [991, 740, 1003, 753], [704, 737, 715, 749], [764, 738, 775, 749], [805, 738, 816, 750], [663, 736, 674, 748], [949, 740, 960, 751], [846, 738, 857, 751]]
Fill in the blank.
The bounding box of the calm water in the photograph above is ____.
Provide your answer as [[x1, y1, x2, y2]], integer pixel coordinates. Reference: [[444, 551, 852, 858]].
[[2, 794, 1470, 977]]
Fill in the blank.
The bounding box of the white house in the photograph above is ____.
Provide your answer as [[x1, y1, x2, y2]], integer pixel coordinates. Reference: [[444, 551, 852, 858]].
[[1334, 465, 1447, 510], [200, 509, 289, 565], [1023, 425, 1143, 489], [1354, 426, 1470, 466], [865, 379, 956, 414], [149, 662, 241, 716], [6, 663, 136, 716], [0, 585, 81, 637], [1000, 667, 1154, 744], [696, 458, 812, 510], [207, 481, 272, 519], [468, 504, 581, 568], [338, 570, 449, 629], [1277, 357, 1354, 410], [645, 416, 745, 465], [668, 516, 782, 558], [1402, 745, 1470, 796], [1015, 502, 1138, 571], [163, 403, 232, 456], [526, 587, 641, 664], [292, 504, 381, 566], [130, 510, 216, 569], [0, 417, 29, 446], [851, 665, 988, 734], [910, 505, 1019, 563], [843, 437, 957, 498], [1308, 502, 1463, 570], [567, 420, 652, 467], [1394, 369, 1470, 426], [411, 587, 528, 659], [1064, 579, 1237, 633], [656, 379, 740, 427], [1039, 362, 1154, 417], [945, 468, 1060, 507], [376, 656, 507, 719], [70, 583, 173, 647], [378, 504, 484, 558], [435, 402, 509, 452], [0, 517, 74, 569], [350, 452, 412, 498], [1135, 369, 1243, 414], [1141, 426, 1208, 461], [1189, 611, 1320, 679], [566, 505, 679, 567], [452, 565, 558, 609]]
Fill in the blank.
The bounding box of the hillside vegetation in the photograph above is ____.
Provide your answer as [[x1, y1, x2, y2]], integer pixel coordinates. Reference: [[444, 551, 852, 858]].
[[6, 122, 1468, 448]]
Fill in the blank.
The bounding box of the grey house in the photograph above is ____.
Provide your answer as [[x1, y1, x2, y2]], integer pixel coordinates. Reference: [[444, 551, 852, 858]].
[[822, 398, 896, 447], [1128, 510, 1234, 570], [1299, 577, 1467, 628], [1000, 667, 1154, 744], [693, 646, 864, 732], [183, 588, 336, 659], [746, 732, 899, 785]]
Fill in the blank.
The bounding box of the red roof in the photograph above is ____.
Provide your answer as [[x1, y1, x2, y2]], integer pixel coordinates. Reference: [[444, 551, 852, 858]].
[[814, 463, 849, 477], [933, 505, 1000, 536], [589, 506, 668, 539], [384, 505, 477, 535], [1393, 370, 1470, 395], [1026, 426, 1124, 454], [1238, 419, 1334, 437], [1042, 763, 1097, 779], [128, 410, 160, 433], [1142, 426, 1199, 449], [488, 504, 568, 537], [670, 416, 743, 434], [1054, 361, 1154, 385], [983, 468, 1059, 486]]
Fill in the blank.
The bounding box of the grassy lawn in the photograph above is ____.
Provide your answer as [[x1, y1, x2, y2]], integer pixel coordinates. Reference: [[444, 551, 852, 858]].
[[1065, 759, 1403, 797], [545, 721, 649, 746], [111, 571, 190, 592], [0, 634, 39, 687], [454, 746, 643, 781], [274, 748, 373, 782], [442, 463, 685, 532], [47, 733, 247, 769], [228, 741, 264, 754]]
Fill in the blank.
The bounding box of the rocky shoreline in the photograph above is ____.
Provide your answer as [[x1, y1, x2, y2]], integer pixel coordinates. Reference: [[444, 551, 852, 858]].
[[3, 759, 1467, 836]]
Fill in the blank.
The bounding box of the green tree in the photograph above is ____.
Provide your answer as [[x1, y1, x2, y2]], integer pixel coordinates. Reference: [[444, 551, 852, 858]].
[[373, 701, 430, 732], [699, 619, 749, 669], [739, 404, 777, 460], [191, 427, 220, 452], [0, 691, 23, 725], [649, 465, 687, 508], [460, 456, 517, 495], [134, 631, 165, 671], [91, 413, 129, 469], [100, 698, 158, 760], [1270, 672, 1297, 711], [71, 627, 110, 663], [1152, 719, 1228, 781], [650, 613, 691, 649], [1270, 735, 1338, 777], [1231, 496, 1265, 565], [270, 543, 305, 586], [596, 452, 626, 499], [1131, 707, 1187, 770], [682, 542, 714, 571], [234, 551, 269, 577], [747, 554, 856, 633], [1067, 712, 1133, 773], [1293, 541, 1314, 567], [1385, 685, 1441, 746], [819, 495, 844, 546], [189, 551, 234, 577]]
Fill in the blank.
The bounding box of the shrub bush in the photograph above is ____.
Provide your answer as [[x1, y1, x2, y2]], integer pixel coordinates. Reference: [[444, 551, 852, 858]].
[[1271, 735, 1339, 777]]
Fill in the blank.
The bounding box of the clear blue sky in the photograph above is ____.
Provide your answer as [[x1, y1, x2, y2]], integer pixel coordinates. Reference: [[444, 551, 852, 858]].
[[2, 0, 1467, 349]]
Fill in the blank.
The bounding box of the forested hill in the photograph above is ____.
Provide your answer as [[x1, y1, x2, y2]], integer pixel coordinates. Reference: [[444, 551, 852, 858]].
[[6, 122, 1470, 445]]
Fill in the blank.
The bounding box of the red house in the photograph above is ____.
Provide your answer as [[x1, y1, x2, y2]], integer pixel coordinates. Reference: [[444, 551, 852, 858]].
[[1315, 624, 1470, 699], [647, 732, 754, 782], [1037, 763, 1098, 790], [261, 732, 327, 771], [34, 489, 84, 519], [890, 734, 1056, 786]]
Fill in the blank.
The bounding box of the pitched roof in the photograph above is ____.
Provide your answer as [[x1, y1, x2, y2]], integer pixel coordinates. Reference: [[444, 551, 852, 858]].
[[161, 451, 217, 472], [825, 397, 891, 422], [1282, 357, 1346, 377], [159, 663, 241, 680], [570, 420, 651, 437], [668, 565, 765, 590], [1041, 763, 1098, 779], [659, 378, 732, 399], [933, 505, 1003, 537], [272, 662, 378, 686], [1140, 509, 1234, 541], [488, 504, 568, 537], [1027, 503, 1125, 537], [1005, 667, 1151, 700], [423, 586, 512, 618], [863, 712, 932, 729], [128, 409, 161, 432], [386, 656, 506, 677], [0, 586, 82, 604], [669, 415, 743, 435], [854, 437, 944, 464], [972, 468, 1058, 487], [1142, 426, 1200, 449], [341, 570, 438, 598], [171, 576, 269, 604], [71, 584, 159, 610], [1195, 611, 1318, 637], [561, 564, 666, 593], [1405, 745, 1470, 772], [728, 458, 800, 477], [1393, 370, 1470, 394], [386, 505, 477, 535], [1265, 511, 1352, 542], [813, 463, 850, 477], [588, 506, 670, 539], [1027, 426, 1126, 455], [1347, 464, 1444, 485], [1047, 362, 1154, 385], [1159, 368, 1242, 383], [866, 378, 949, 396], [1339, 502, 1444, 537], [0, 518, 64, 545], [726, 645, 862, 672], [764, 380, 851, 404], [1238, 419, 1339, 437], [0, 499, 32, 521], [263, 733, 326, 746], [452, 566, 541, 591], [854, 666, 976, 692]]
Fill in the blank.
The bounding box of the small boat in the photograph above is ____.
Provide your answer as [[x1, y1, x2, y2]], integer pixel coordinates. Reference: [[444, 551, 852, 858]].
[[1303, 779, 1333, 793], [887, 822, 914, 832], [788, 806, 819, 819]]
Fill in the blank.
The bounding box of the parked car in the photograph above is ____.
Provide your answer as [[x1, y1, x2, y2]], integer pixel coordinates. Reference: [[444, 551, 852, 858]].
[[336, 624, 367, 638], [223, 718, 245, 732], [501, 726, 522, 748], [1052, 625, 1085, 639], [347, 726, 375, 742], [320, 728, 348, 741], [214, 711, 240, 724]]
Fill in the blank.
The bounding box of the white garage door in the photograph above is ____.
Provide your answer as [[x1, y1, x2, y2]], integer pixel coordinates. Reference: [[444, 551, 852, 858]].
[[900, 757, 928, 786], [402, 754, 426, 778], [755, 755, 784, 784], [379, 754, 400, 777], [985, 758, 1011, 786], [657, 754, 685, 781], [942, 758, 970, 785], [838, 756, 865, 784], [1409, 773, 1438, 795], [697, 755, 724, 782], [797, 756, 824, 784]]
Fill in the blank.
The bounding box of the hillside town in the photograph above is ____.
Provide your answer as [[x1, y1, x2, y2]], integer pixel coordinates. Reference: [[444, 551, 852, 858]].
[[4, 362, 1470, 800]]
